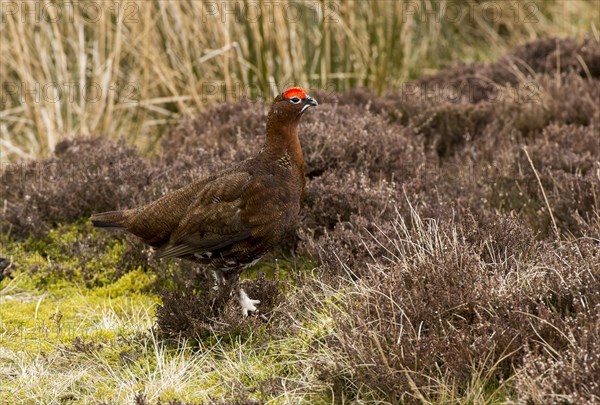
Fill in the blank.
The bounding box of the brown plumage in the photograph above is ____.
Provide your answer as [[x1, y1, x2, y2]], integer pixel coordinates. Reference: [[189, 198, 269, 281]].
[[91, 87, 317, 319]]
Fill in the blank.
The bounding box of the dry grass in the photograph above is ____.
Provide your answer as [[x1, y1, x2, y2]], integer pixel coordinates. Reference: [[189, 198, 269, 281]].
[[1, 0, 598, 159]]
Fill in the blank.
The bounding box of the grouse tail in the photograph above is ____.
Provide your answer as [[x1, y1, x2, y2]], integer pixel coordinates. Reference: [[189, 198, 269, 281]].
[[90, 209, 133, 229]]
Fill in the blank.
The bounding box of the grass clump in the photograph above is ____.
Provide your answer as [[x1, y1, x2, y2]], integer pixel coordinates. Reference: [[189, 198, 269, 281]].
[[1, 1, 598, 159], [315, 209, 600, 403]]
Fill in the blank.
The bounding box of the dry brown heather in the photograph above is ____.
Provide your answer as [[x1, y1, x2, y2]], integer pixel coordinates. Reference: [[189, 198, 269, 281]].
[[1, 37, 600, 402]]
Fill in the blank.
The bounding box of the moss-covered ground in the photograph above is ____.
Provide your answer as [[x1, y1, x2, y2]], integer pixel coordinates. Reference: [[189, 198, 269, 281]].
[[0, 224, 331, 404]]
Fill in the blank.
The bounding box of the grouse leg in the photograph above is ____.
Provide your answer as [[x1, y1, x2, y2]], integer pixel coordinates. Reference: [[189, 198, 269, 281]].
[[211, 269, 226, 290]]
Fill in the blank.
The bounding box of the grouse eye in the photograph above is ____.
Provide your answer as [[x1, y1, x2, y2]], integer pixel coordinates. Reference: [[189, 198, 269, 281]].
[[289, 97, 301, 104]]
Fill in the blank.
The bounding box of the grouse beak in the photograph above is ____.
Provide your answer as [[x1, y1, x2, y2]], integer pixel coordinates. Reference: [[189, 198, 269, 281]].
[[299, 95, 318, 115], [306, 95, 318, 107]]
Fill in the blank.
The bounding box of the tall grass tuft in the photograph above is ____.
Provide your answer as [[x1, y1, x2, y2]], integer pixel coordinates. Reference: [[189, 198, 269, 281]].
[[1, 0, 598, 159]]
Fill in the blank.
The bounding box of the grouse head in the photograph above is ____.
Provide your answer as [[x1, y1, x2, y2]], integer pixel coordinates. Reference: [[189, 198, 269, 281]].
[[268, 86, 318, 126], [264, 86, 317, 159]]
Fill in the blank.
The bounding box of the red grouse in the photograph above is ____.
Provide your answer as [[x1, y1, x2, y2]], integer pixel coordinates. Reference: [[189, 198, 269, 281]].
[[91, 87, 317, 319]]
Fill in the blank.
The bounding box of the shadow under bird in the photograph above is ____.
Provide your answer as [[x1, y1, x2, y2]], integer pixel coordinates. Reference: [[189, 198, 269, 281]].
[[90, 87, 317, 321]]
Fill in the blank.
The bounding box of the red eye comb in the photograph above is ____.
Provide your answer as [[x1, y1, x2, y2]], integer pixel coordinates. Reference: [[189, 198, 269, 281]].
[[283, 87, 306, 99]]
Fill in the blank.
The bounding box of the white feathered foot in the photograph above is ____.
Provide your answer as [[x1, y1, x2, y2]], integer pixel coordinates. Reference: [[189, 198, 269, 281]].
[[239, 288, 268, 322]]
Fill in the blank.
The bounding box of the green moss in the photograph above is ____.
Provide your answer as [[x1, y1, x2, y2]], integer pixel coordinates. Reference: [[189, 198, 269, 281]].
[[1, 220, 334, 403], [95, 268, 157, 297], [0, 269, 158, 352], [244, 254, 319, 281], [3, 222, 142, 289]]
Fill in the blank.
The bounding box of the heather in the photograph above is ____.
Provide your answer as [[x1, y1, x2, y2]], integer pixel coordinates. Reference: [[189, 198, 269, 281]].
[[1, 37, 600, 403]]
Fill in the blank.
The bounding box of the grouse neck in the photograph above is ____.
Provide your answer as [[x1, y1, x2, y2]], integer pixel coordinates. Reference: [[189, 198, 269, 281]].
[[264, 121, 304, 164]]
